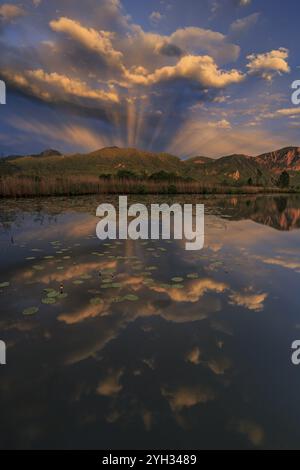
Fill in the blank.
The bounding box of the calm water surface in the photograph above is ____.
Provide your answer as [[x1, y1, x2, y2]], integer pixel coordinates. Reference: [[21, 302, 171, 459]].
[[1, 194, 300, 449]]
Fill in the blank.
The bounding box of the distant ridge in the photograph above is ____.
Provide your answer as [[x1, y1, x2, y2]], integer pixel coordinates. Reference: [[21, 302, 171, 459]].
[[5, 148, 62, 160]]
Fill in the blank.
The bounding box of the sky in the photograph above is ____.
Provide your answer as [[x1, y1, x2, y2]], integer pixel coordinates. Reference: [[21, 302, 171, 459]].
[[0, 0, 299, 158]]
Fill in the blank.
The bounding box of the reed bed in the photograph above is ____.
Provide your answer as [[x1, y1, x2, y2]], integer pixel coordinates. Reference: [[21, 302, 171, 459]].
[[0, 175, 295, 198]]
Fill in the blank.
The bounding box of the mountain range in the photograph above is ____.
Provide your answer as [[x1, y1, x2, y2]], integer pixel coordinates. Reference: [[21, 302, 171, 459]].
[[1, 146, 300, 187]]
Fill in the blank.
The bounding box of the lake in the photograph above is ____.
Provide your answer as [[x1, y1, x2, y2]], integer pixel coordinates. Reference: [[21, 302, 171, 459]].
[[1, 194, 300, 449]]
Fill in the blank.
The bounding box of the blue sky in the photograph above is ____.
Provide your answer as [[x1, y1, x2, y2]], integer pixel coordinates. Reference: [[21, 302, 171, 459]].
[[0, 0, 299, 157]]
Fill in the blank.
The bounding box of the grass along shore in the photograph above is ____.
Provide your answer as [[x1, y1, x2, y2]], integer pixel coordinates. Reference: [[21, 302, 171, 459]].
[[0, 175, 297, 198]]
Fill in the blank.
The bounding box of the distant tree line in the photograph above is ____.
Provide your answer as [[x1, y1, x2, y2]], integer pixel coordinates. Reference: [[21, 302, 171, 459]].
[[99, 169, 195, 182]]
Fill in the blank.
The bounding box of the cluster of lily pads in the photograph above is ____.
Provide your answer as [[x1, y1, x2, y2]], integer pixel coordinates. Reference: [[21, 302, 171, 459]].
[[5, 233, 215, 318], [22, 288, 68, 316]]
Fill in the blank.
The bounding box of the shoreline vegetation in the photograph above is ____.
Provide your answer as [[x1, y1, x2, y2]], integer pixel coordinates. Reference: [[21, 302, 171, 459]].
[[0, 175, 297, 198]]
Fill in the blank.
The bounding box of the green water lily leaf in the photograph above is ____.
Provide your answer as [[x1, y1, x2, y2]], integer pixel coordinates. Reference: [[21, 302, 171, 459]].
[[123, 294, 139, 301], [33, 265, 44, 271], [0, 282, 10, 288], [171, 277, 184, 283], [103, 269, 115, 275], [111, 283, 122, 288], [44, 288, 55, 293], [47, 290, 60, 298], [23, 307, 39, 316], [73, 280, 84, 285], [111, 296, 123, 303], [42, 297, 57, 305], [90, 297, 103, 305], [142, 272, 152, 277], [187, 273, 199, 279], [80, 274, 92, 280]]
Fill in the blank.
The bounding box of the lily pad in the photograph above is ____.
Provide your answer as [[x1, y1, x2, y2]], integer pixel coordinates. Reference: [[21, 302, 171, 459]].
[[187, 273, 199, 279], [90, 297, 103, 305], [159, 283, 173, 289], [42, 297, 57, 305], [171, 277, 184, 283], [123, 294, 139, 301], [0, 282, 10, 288], [111, 296, 123, 303], [33, 265, 44, 271], [47, 290, 60, 298], [23, 306, 39, 316]]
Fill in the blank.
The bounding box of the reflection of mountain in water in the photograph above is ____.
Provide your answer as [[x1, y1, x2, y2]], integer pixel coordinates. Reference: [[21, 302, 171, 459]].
[[2, 194, 300, 235], [205, 195, 300, 231]]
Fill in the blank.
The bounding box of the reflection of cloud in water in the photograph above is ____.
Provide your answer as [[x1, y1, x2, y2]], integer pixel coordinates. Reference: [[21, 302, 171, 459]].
[[151, 278, 228, 303], [207, 357, 232, 376], [236, 420, 265, 447], [229, 290, 267, 312], [18, 260, 117, 283], [162, 385, 216, 412], [58, 302, 109, 325], [97, 369, 124, 397], [142, 410, 153, 432], [258, 256, 300, 272], [21, 216, 97, 242], [185, 347, 202, 365]]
